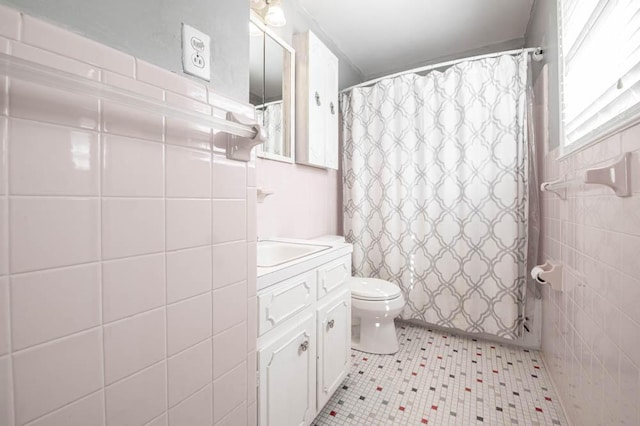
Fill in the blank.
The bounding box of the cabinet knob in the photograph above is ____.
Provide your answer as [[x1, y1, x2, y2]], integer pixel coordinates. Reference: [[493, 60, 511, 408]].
[[299, 340, 309, 352], [328, 319, 335, 329], [329, 102, 335, 115], [315, 91, 321, 106]]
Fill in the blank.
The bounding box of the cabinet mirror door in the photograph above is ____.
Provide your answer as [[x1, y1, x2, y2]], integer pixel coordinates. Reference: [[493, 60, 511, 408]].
[[249, 12, 295, 163]]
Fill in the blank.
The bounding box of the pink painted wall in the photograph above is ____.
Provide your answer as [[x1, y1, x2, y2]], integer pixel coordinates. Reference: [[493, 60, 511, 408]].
[[256, 158, 341, 239]]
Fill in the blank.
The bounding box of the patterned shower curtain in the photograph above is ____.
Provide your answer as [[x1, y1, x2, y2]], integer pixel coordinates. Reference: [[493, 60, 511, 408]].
[[341, 54, 529, 339], [256, 101, 283, 155]]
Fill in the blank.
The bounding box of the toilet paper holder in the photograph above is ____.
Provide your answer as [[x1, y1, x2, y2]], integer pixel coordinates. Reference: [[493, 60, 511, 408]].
[[531, 261, 563, 292]]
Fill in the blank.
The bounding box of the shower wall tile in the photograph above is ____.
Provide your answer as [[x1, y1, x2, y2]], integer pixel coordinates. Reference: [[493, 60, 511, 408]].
[[101, 198, 165, 259], [212, 361, 247, 423], [9, 119, 99, 196], [0, 356, 14, 426], [22, 15, 135, 77], [212, 199, 247, 243], [0, 199, 6, 276], [102, 101, 164, 141], [0, 4, 19, 39], [10, 197, 100, 273], [26, 392, 104, 426], [216, 400, 247, 426], [539, 96, 640, 426], [0, 278, 9, 355], [166, 199, 212, 250], [10, 264, 101, 350], [0, 5, 255, 425], [212, 155, 247, 198], [103, 308, 166, 385], [11, 43, 100, 81], [136, 59, 207, 103], [167, 339, 212, 407], [102, 254, 165, 322], [165, 145, 211, 198], [10, 80, 100, 130], [167, 293, 212, 356], [101, 70, 163, 100], [13, 329, 104, 424], [146, 414, 168, 426], [212, 241, 248, 289], [101, 134, 164, 197], [212, 322, 247, 379], [0, 117, 6, 195], [168, 383, 213, 426], [247, 243, 257, 297], [212, 280, 247, 334], [104, 362, 166, 426], [166, 246, 212, 303]]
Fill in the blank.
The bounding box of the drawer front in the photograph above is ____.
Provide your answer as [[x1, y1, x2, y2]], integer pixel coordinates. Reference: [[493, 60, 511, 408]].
[[317, 255, 351, 299], [258, 271, 316, 336]]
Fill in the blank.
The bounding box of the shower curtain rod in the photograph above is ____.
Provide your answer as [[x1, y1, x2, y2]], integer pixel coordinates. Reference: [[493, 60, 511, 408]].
[[340, 47, 541, 93]]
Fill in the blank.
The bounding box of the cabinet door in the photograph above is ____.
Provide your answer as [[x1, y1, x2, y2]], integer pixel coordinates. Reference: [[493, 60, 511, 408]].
[[324, 49, 340, 170], [259, 315, 316, 426], [306, 32, 326, 166], [316, 289, 351, 409]]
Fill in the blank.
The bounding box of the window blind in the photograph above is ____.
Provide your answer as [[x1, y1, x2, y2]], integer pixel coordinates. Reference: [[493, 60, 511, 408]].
[[560, 0, 640, 147]]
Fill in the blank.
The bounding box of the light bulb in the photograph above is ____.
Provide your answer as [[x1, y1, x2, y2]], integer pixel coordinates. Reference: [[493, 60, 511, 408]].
[[265, 4, 286, 27]]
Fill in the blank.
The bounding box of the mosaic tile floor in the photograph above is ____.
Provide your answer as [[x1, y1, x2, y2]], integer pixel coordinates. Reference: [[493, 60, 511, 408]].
[[313, 321, 566, 426]]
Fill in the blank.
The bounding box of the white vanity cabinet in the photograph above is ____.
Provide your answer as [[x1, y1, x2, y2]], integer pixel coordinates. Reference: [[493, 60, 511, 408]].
[[257, 243, 352, 426], [316, 289, 351, 408], [294, 31, 339, 170], [258, 314, 316, 426]]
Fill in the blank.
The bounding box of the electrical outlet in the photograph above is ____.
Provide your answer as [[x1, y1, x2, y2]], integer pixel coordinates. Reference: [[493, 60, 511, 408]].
[[182, 24, 211, 81]]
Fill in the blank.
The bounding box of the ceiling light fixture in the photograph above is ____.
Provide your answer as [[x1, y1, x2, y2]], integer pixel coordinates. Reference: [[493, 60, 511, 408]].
[[250, 0, 287, 28], [264, 0, 286, 27]]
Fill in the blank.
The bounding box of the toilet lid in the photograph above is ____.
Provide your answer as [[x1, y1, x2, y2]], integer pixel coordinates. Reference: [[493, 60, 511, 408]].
[[349, 277, 402, 301]]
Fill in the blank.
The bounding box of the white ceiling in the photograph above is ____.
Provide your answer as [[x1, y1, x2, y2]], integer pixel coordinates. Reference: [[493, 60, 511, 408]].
[[295, 0, 535, 80]]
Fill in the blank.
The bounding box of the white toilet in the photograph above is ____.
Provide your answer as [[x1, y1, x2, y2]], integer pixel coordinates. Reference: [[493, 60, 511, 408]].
[[349, 277, 405, 355], [311, 235, 406, 355]]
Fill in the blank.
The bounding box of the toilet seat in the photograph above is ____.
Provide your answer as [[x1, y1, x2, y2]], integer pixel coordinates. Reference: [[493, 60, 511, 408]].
[[349, 277, 402, 301]]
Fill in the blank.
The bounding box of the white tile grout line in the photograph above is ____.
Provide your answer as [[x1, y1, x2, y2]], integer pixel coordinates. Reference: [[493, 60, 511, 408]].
[[98, 92, 108, 426]]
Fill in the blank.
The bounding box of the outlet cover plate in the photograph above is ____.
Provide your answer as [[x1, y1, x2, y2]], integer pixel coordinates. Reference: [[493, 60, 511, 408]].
[[182, 24, 211, 81]]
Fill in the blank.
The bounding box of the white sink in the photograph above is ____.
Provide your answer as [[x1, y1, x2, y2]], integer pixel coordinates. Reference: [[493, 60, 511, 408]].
[[257, 240, 331, 267]]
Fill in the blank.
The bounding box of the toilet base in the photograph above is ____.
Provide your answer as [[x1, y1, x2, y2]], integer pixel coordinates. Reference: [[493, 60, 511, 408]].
[[351, 317, 399, 355]]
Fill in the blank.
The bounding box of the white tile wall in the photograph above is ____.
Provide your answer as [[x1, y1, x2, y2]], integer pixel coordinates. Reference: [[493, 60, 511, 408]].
[[10, 197, 100, 273], [102, 134, 165, 197], [168, 384, 213, 426], [102, 254, 166, 322], [0, 5, 257, 426], [26, 392, 105, 426], [105, 362, 166, 426], [13, 329, 104, 424], [166, 246, 213, 303], [103, 308, 166, 384], [11, 264, 101, 350], [167, 340, 212, 407], [537, 74, 640, 424]]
